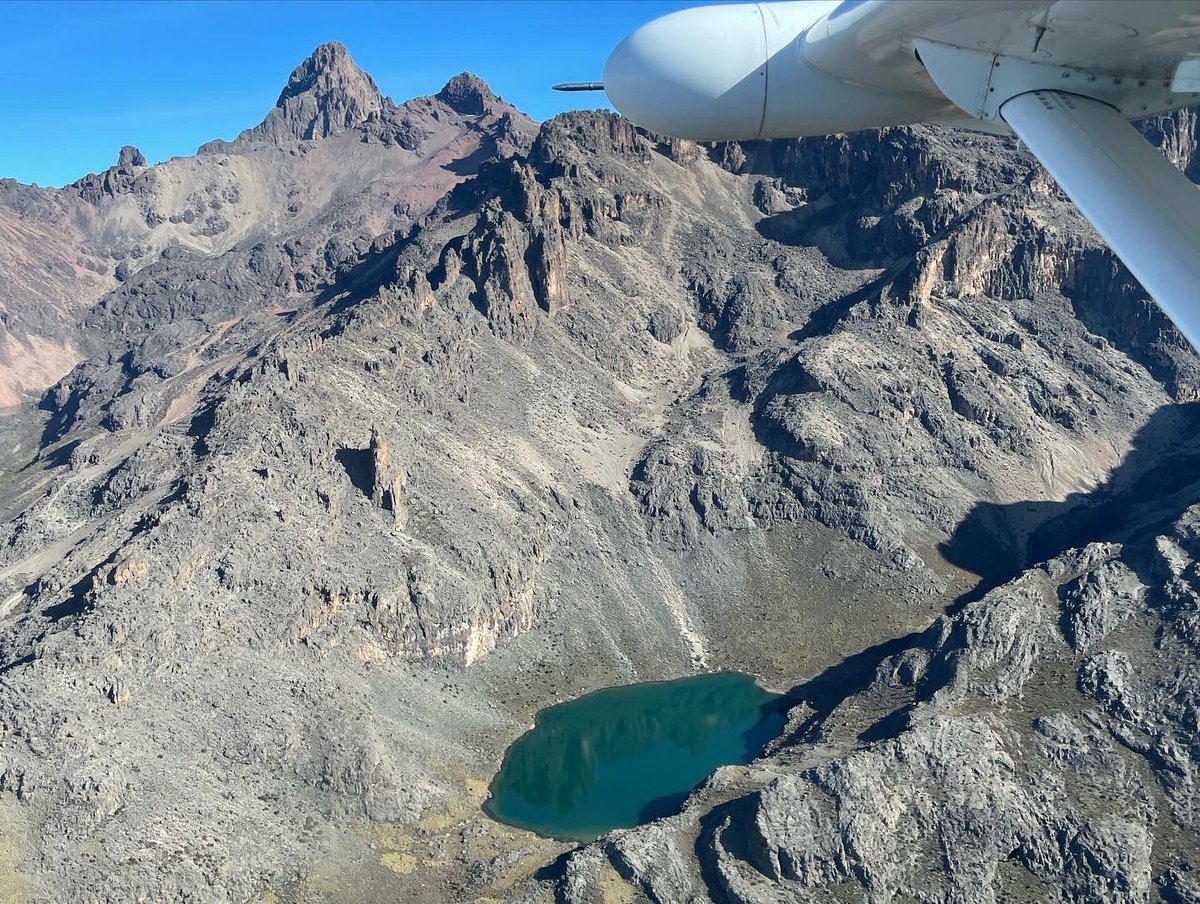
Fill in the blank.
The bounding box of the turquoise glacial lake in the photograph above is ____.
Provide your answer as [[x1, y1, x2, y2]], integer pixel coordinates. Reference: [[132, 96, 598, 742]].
[[485, 672, 788, 841]]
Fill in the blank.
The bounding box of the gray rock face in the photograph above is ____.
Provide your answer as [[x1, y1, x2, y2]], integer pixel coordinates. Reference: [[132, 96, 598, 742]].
[[116, 145, 146, 169], [2, 43, 1200, 904], [1059, 559, 1144, 651], [436, 72, 498, 116], [233, 40, 386, 144]]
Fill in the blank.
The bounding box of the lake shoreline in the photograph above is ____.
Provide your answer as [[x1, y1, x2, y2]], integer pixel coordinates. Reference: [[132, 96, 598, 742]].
[[484, 671, 787, 840]]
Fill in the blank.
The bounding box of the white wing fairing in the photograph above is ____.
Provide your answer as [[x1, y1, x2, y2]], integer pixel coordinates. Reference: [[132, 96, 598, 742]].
[[602, 0, 1200, 348], [602, 1, 957, 141]]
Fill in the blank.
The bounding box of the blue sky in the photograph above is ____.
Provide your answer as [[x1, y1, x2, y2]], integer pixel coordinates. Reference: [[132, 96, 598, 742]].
[[2, 0, 714, 188]]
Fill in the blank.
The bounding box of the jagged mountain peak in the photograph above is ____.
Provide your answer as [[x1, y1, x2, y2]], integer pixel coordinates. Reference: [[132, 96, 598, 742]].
[[198, 53, 520, 157], [203, 41, 387, 150], [116, 145, 147, 170], [436, 71, 499, 116], [269, 40, 385, 140], [277, 41, 380, 113]]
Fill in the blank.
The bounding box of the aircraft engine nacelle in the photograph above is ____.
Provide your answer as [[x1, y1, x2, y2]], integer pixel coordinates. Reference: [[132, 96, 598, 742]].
[[603, 0, 944, 141]]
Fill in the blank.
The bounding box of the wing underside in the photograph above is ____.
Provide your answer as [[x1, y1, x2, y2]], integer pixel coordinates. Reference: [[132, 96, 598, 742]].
[[807, 1, 1200, 100]]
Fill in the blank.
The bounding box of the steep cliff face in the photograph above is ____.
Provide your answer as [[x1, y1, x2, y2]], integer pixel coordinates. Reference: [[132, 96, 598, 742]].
[[2, 49, 1200, 904], [1143, 106, 1200, 181], [629, 125, 1187, 576]]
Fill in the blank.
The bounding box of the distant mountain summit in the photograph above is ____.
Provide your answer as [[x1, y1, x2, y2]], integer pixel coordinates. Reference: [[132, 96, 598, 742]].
[[271, 40, 386, 140], [436, 72, 499, 116], [115, 145, 147, 169], [203, 41, 388, 149], [199, 47, 515, 157]]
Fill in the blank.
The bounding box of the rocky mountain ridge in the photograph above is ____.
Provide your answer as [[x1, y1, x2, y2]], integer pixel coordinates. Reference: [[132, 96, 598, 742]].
[[1, 41, 1199, 904], [0, 42, 533, 408]]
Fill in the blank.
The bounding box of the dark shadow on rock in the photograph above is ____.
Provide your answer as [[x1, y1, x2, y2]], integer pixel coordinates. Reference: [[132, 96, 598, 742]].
[[941, 401, 1200, 613], [38, 439, 80, 471], [694, 796, 760, 904], [787, 267, 897, 346], [755, 199, 853, 260], [858, 702, 919, 744], [776, 628, 935, 748], [788, 630, 930, 712], [603, 846, 646, 900], [1062, 253, 1199, 401], [753, 193, 927, 273], [309, 225, 420, 321], [335, 446, 374, 498], [0, 652, 34, 677], [745, 324, 865, 461], [38, 385, 83, 448], [441, 133, 498, 176], [38, 572, 94, 623], [186, 401, 218, 456], [534, 846, 577, 884], [733, 270, 909, 463], [537, 845, 589, 904], [725, 364, 752, 404], [636, 790, 690, 825]]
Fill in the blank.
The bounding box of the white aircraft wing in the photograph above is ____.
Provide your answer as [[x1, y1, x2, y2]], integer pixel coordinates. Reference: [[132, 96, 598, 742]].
[[598, 0, 1200, 349], [803, 0, 1200, 106]]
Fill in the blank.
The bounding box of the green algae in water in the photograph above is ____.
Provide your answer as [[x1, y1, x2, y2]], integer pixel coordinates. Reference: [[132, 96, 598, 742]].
[[485, 672, 787, 841]]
